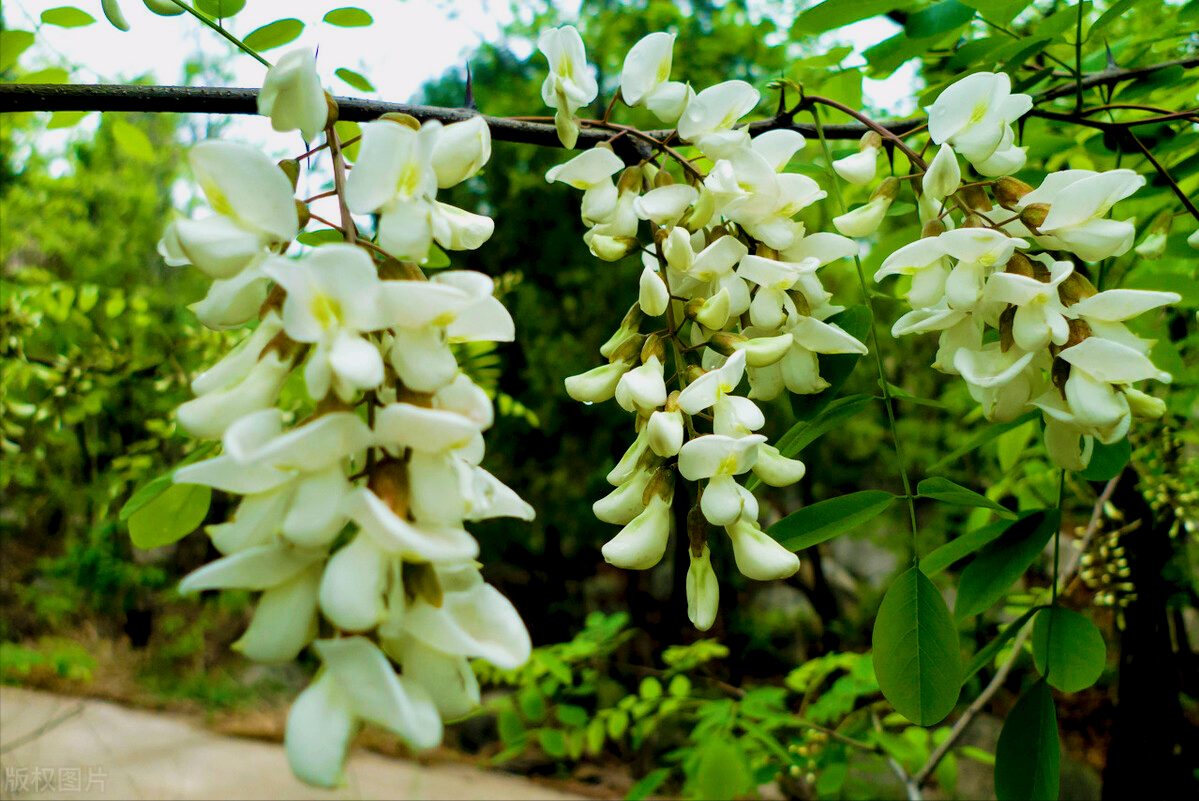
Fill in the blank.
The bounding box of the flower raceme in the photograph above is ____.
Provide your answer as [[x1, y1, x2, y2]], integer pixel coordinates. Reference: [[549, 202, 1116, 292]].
[[155, 49, 534, 788]]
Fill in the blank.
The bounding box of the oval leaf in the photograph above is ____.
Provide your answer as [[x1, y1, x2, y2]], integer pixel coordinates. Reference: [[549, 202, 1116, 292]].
[[955, 510, 1060, 620], [872, 566, 962, 726], [769, 490, 895, 551], [41, 7, 96, 27], [918, 476, 1016, 519], [127, 483, 211, 550], [905, 0, 975, 38], [922, 508, 1044, 576], [243, 19, 304, 52], [324, 7, 373, 26], [1032, 607, 1106, 693], [994, 679, 1060, 801], [694, 737, 750, 800], [1079, 437, 1129, 482], [195, 0, 246, 18], [112, 119, 154, 162], [335, 67, 374, 93]]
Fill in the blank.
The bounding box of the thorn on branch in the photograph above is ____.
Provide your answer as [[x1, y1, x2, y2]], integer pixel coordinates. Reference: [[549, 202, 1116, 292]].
[[464, 64, 476, 112]]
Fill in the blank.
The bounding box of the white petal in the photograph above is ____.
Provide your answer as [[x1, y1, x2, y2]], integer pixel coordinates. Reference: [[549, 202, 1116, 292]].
[[403, 573, 532, 669], [174, 216, 266, 279], [726, 518, 800, 580], [345, 487, 479, 562], [686, 544, 719, 631], [701, 474, 744, 526], [285, 672, 359, 788], [386, 635, 480, 721], [1069, 289, 1180, 322], [189, 141, 299, 242], [602, 494, 672, 569], [281, 465, 351, 548], [235, 563, 321, 663], [1060, 337, 1171, 384], [320, 533, 388, 632], [179, 544, 323, 593]]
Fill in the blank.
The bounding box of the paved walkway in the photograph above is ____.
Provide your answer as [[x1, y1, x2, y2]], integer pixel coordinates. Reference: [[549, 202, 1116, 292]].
[[0, 687, 585, 800]]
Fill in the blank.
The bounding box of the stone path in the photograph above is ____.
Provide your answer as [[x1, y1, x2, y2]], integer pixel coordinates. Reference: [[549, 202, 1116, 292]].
[[0, 687, 585, 800]]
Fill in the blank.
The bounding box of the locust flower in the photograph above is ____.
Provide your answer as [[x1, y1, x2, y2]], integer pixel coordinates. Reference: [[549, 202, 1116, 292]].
[[678, 434, 767, 526], [538, 25, 599, 149], [677, 80, 760, 158], [258, 48, 328, 141], [926, 72, 1031, 174], [1017, 169, 1145, 261], [620, 32, 692, 122], [686, 544, 719, 631], [832, 132, 881, 186], [725, 516, 799, 581], [431, 116, 491, 188]]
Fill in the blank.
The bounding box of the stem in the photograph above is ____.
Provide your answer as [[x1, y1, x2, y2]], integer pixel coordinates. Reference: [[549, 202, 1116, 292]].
[[168, 0, 271, 68], [810, 107, 920, 558], [807, 96, 927, 169], [1125, 129, 1199, 224], [1074, 0, 1085, 114], [326, 123, 357, 244]]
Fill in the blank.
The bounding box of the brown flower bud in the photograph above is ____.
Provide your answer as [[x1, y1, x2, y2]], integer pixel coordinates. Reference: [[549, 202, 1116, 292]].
[[1004, 252, 1034, 278], [278, 159, 300, 189], [999, 305, 1016, 352], [608, 332, 647, 365], [871, 177, 900, 202], [993, 176, 1033, 209], [962, 213, 990, 229], [1065, 318, 1092, 349], [860, 131, 883, 151], [1019, 203, 1050, 233], [1052, 356, 1071, 396], [922, 218, 948, 239], [959, 184, 992, 212], [684, 364, 707, 385], [324, 91, 339, 127], [653, 170, 675, 188], [617, 166, 643, 195], [1058, 270, 1098, 306], [642, 466, 675, 506], [641, 333, 667, 364], [369, 458, 410, 519], [687, 504, 708, 557], [380, 112, 421, 131], [403, 561, 443, 608], [755, 243, 779, 260], [707, 331, 748, 356]]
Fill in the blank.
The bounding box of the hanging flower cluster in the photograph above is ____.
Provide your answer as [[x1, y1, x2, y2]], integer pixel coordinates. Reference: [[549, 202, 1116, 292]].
[[546, 26, 869, 631], [159, 49, 532, 787], [871, 73, 1179, 471]]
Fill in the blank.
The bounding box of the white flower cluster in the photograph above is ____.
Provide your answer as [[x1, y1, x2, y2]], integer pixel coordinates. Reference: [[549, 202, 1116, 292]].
[[545, 27, 869, 631], [159, 50, 532, 787], [873, 73, 1180, 472]]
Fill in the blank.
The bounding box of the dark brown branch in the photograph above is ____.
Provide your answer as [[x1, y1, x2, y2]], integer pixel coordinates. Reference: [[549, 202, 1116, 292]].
[[0, 82, 920, 144], [1034, 56, 1199, 104]]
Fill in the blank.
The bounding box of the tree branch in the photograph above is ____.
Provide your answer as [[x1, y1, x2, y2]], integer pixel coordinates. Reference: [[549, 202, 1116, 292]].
[[1034, 55, 1199, 104], [0, 83, 921, 145]]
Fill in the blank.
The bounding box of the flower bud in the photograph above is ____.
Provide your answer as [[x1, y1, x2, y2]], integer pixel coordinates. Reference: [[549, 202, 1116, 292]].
[[1124, 387, 1165, 419], [832, 147, 879, 186], [871, 177, 900, 203], [278, 159, 301, 189], [432, 116, 491, 188], [607, 332, 647, 365], [959, 184, 992, 212], [565, 361, 633, 403], [680, 184, 716, 232], [833, 195, 890, 238], [639, 266, 670, 317], [1004, 252, 1034, 278], [694, 287, 731, 329], [380, 112, 421, 131], [1064, 318, 1091, 349], [617, 166, 643, 195], [1057, 270, 1098, 306], [599, 305, 645, 359], [707, 331, 748, 356], [594, 465, 656, 525], [922, 143, 961, 202], [641, 333, 667, 365], [647, 409, 684, 457], [686, 544, 719, 631], [922, 218, 948, 239], [1019, 203, 1050, 232], [993, 176, 1034, 209], [586, 232, 638, 261]]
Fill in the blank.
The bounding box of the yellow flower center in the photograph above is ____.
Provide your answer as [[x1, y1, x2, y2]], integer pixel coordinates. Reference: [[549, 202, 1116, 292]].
[[310, 292, 342, 329]]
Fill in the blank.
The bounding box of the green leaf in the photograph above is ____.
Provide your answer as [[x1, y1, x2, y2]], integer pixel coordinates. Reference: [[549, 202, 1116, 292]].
[[928, 410, 1039, 472], [334, 119, 361, 160], [769, 490, 896, 551], [922, 513, 1033, 576], [537, 727, 567, 758], [518, 686, 546, 722], [1078, 437, 1129, 482], [497, 706, 525, 747], [789, 304, 872, 421], [905, 0, 975, 38], [195, 0, 246, 18], [994, 679, 1060, 801], [555, 704, 587, 727], [959, 0, 1034, 24], [792, 0, 904, 35], [1, 30, 36, 72], [111, 120, 154, 162], [323, 7, 374, 26], [101, 0, 129, 31], [955, 510, 1061, 620], [296, 229, 344, 246], [120, 473, 175, 521], [243, 19, 304, 51], [918, 477, 1017, 519], [127, 483, 211, 550], [872, 567, 962, 726], [335, 67, 374, 93], [961, 606, 1043, 684], [639, 676, 662, 700], [668, 674, 691, 697], [747, 393, 872, 491], [47, 110, 90, 129], [694, 737, 751, 800], [424, 243, 451, 268], [625, 768, 670, 801], [40, 7, 96, 28], [585, 718, 605, 755], [1032, 607, 1106, 693], [18, 68, 70, 84], [606, 709, 629, 739]]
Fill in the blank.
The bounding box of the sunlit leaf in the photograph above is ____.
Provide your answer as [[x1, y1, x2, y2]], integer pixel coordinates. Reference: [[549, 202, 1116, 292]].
[[323, 7, 374, 27], [335, 67, 374, 93], [244, 19, 304, 52], [40, 7, 96, 28], [127, 483, 211, 550]]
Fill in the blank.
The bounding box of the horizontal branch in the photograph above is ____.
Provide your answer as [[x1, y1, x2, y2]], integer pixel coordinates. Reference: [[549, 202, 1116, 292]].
[[0, 83, 918, 148], [1034, 55, 1199, 103]]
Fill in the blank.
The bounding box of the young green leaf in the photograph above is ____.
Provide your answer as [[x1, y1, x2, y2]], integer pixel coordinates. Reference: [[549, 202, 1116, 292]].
[[872, 566, 962, 726], [537, 728, 567, 758], [1032, 607, 1106, 692], [961, 606, 1043, 684], [917, 477, 1017, 519], [127, 483, 211, 550], [994, 679, 1060, 801], [955, 510, 1061, 620], [1079, 437, 1129, 482], [335, 67, 375, 93], [626, 768, 671, 801], [195, 0, 246, 18], [41, 7, 96, 28], [792, 0, 904, 35], [769, 490, 896, 551], [323, 7, 374, 27], [244, 19, 304, 51]]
